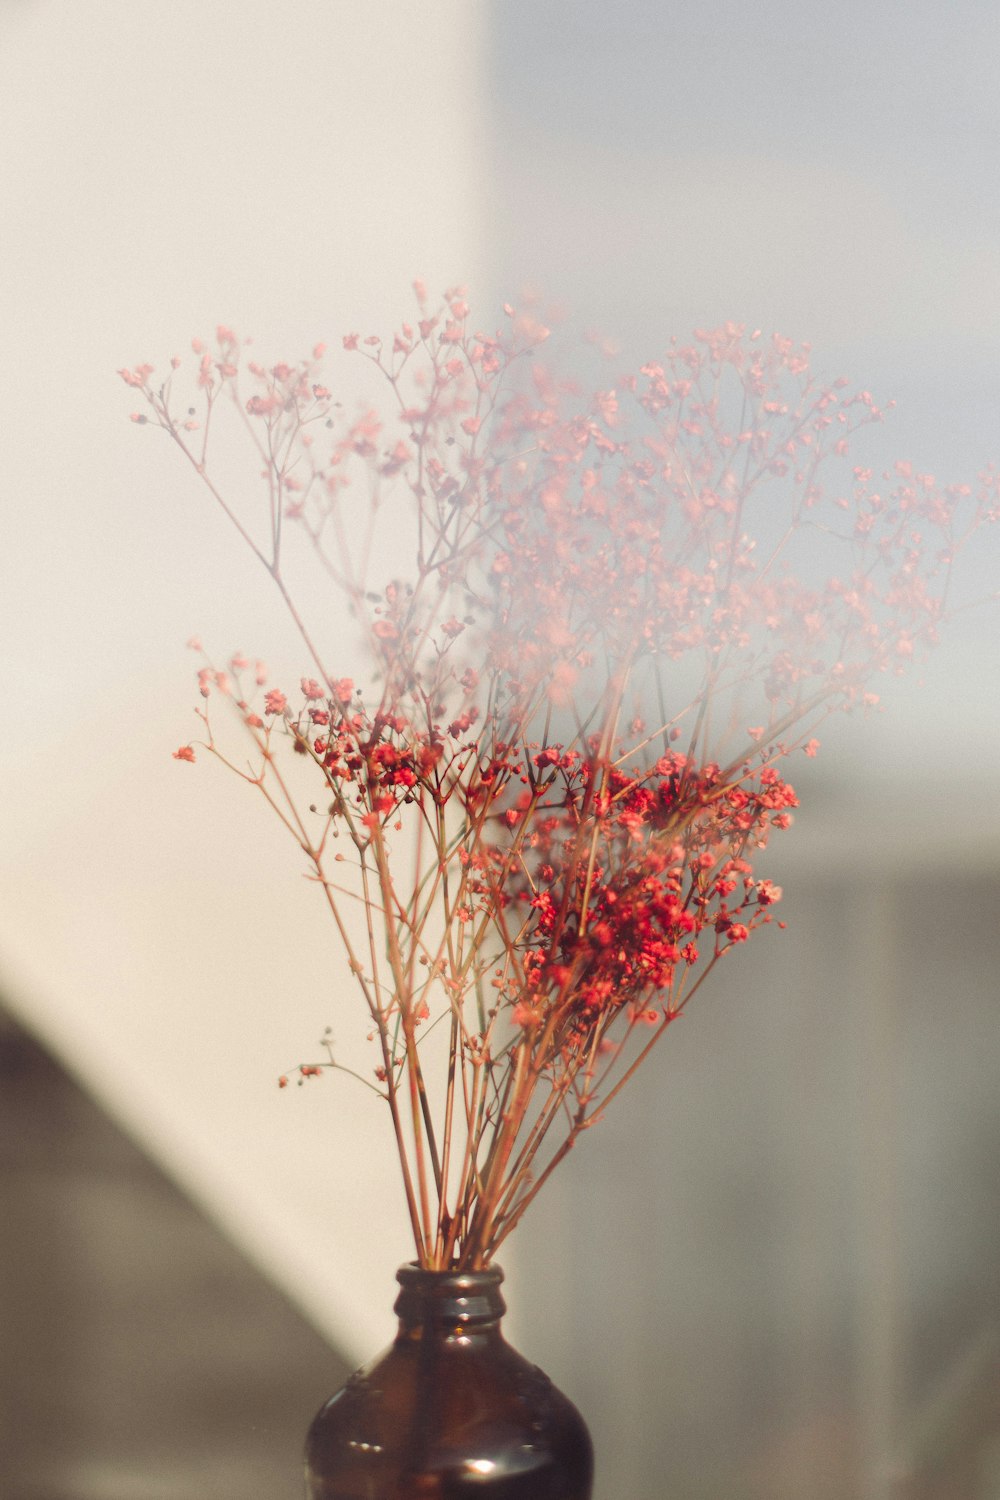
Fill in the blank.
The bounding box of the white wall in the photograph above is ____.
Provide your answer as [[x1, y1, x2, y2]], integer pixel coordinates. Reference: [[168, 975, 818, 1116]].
[[0, 0, 486, 1359], [2, 10, 998, 1495]]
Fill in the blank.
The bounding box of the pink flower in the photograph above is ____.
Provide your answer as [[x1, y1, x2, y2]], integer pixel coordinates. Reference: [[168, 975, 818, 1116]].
[[246, 394, 279, 417], [118, 365, 153, 387]]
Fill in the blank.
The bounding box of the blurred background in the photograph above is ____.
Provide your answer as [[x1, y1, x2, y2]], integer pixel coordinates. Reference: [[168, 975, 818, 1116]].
[[1, 2, 998, 1498]]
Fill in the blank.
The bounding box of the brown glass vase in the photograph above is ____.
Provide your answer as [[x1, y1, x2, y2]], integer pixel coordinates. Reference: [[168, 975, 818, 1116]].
[[304, 1263, 594, 1499]]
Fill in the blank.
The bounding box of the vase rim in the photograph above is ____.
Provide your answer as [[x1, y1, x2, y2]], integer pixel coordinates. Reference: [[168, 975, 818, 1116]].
[[396, 1261, 504, 1287], [394, 1262, 507, 1330]]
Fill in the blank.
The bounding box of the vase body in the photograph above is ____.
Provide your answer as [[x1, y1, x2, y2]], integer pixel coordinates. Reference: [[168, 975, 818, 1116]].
[[305, 1264, 593, 1499]]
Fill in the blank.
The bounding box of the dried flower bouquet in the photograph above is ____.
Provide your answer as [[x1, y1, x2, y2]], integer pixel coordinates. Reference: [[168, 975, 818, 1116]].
[[120, 288, 997, 1270]]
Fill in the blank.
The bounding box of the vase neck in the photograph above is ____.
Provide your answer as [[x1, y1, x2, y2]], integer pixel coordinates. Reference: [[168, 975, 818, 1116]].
[[393, 1264, 507, 1339]]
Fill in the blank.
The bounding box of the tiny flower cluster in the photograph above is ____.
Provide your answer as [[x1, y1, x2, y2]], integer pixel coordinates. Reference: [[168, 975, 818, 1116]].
[[462, 746, 795, 1050]]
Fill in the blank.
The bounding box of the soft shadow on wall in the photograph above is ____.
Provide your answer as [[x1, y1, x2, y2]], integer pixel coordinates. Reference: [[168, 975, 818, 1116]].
[[0, 1003, 351, 1500]]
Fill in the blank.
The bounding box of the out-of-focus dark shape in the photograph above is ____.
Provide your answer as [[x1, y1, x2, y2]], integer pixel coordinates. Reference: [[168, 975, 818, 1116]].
[[0, 1004, 350, 1500]]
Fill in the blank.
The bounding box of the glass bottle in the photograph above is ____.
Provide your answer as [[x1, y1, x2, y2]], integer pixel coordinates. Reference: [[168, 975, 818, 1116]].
[[305, 1263, 594, 1499]]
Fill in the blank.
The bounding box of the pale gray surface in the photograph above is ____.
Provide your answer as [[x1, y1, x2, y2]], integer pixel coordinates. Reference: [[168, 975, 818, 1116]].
[[487, 0, 1000, 768], [512, 871, 1000, 1500], [489, 13, 1000, 1492]]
